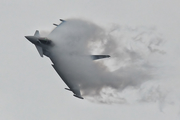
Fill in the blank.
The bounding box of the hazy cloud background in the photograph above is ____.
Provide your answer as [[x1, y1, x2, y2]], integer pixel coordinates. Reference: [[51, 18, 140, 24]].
[[1, 0, 180, 120]]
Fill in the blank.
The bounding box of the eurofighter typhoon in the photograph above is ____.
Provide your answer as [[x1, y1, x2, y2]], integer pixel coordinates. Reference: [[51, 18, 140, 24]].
[[25, 19, 110, 99]]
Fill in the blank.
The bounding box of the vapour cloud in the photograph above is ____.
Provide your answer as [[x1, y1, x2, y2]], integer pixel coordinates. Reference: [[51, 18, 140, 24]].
[[47, 18, 165, 103]]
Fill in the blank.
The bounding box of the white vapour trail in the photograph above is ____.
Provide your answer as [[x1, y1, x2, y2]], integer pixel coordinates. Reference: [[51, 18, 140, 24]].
[[47, 18, 165, 103]]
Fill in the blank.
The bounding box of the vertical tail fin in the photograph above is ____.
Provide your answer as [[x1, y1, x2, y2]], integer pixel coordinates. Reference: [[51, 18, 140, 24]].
[[34, 30, 43, 57], [34, 30, 40, 37]]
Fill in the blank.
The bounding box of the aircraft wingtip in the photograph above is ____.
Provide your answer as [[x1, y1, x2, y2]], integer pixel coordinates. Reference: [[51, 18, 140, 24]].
[[73, 94, 84, 99]]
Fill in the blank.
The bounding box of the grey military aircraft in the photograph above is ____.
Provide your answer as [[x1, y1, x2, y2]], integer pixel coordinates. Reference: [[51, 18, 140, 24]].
[[25, 19, 110, 99]]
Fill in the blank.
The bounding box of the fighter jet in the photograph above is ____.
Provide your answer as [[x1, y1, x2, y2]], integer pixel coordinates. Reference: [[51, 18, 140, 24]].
[[25, 19, 110, 99]]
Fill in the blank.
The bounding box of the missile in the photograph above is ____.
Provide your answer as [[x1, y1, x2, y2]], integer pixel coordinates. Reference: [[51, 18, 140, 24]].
[[60, 19, 65, 21], [53, 23, 58, 26], [65, 88, 71, 91]]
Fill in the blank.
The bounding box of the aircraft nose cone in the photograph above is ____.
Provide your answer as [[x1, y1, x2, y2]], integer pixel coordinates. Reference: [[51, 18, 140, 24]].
[[25, 36, 38, 44]]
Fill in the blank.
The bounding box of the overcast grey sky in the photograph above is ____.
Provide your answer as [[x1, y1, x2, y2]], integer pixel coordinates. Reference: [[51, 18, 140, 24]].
[[1, 0, 180, 120]]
